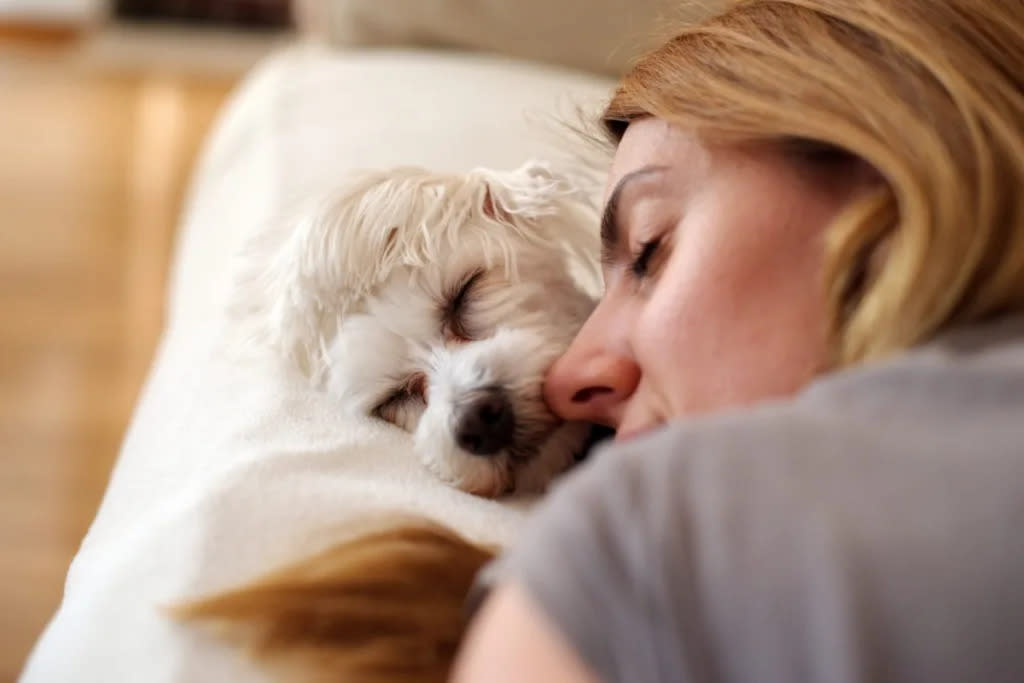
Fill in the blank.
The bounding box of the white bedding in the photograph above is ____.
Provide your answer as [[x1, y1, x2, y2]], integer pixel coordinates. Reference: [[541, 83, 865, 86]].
[[20, 45, 613, 682]]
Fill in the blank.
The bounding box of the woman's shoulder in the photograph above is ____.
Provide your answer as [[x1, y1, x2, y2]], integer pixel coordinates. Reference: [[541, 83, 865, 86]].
[[799, 312, 1024, 419]]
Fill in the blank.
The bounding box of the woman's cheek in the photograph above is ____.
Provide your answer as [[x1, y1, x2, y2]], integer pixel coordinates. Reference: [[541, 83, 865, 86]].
[[629, 298, 688, 413]]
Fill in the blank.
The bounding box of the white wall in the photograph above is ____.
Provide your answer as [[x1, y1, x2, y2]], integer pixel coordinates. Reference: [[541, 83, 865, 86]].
[[0, 0, 105, 22]]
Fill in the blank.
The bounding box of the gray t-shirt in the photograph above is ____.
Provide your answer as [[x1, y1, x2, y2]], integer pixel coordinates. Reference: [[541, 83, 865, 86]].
[[478, 316, 1024, 682]]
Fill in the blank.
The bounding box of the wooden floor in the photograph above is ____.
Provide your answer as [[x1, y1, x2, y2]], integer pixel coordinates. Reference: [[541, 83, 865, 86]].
[[0, 42, 235, 680]]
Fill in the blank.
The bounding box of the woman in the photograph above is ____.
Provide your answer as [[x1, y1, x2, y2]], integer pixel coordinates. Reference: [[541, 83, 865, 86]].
[[179, 1, 1022, 681], [454, 0, 1024, 681]]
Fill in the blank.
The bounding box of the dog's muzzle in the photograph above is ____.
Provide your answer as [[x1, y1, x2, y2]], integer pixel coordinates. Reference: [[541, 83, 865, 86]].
[[454, 387, 515, 456]]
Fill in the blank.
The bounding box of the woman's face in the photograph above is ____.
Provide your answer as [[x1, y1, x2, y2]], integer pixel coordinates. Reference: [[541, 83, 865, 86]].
[[544, 118, 876, 439]]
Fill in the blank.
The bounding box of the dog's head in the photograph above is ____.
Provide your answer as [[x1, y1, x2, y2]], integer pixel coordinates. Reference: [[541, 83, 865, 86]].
[[248, 161, 601, 496]]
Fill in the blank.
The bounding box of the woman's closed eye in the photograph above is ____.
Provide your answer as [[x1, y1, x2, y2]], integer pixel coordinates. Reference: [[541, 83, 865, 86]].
[[442, 269, 485, 341], [630, 237, 661, 279], [626, 229, 673, 289]]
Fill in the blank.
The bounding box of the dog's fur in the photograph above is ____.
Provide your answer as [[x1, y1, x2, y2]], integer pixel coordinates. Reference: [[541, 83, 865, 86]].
[[233, 160, 600, 496]]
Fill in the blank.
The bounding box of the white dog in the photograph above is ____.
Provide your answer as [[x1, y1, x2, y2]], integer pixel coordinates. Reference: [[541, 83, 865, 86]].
[[236, 161, 602, 497]]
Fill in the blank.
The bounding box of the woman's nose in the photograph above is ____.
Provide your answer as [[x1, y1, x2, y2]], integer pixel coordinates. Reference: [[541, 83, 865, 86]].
[[544, 347, 641, 427]]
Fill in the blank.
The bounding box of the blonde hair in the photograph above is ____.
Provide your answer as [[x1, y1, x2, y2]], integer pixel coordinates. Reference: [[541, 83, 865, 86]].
[[606, 0, 1024, 364], [171, 522, 495, 683], [174, 2, 1023, 681]]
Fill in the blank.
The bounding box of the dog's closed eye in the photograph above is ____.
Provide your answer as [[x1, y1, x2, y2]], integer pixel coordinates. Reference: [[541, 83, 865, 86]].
[[373, 372, 428, 424], [442, 269, 485, 342]]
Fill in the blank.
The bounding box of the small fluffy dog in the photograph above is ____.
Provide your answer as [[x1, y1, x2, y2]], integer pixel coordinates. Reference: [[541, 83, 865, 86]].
[[177, 161, 605, 682], [238, 160, 601, 496]]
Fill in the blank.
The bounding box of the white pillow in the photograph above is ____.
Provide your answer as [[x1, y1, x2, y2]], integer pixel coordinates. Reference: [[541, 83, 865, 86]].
[[20, 45, 615, 683]]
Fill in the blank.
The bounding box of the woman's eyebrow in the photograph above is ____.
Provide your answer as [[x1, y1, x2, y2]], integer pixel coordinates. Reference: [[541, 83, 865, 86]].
[[600, 165, 668, 257]]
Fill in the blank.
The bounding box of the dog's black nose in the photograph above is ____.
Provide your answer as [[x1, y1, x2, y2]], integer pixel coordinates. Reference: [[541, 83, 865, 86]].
[[456, 389, 515, 456]]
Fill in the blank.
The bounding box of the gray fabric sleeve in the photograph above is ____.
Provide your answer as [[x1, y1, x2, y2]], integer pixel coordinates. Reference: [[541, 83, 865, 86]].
[[486, 405, 1024, 683]]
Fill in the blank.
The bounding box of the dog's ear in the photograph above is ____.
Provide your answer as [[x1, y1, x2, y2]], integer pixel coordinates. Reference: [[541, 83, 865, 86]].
[[230, 171, 416, 380], [233, 167, 469, 379]]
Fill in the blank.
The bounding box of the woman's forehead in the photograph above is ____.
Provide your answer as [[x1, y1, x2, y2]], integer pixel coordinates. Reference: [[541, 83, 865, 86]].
[[604, 120, 706, 203]]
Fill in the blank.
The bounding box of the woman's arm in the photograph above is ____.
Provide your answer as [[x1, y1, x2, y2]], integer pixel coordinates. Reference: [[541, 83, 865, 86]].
[[453, 583, 600, 683]]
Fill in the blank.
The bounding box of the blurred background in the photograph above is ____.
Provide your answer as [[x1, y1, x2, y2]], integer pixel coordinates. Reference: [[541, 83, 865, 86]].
[[0, 1, 292, 677]]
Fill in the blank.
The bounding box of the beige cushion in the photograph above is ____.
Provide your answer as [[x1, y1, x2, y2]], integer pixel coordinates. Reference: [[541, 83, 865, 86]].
[[294, 0, 729, 75]]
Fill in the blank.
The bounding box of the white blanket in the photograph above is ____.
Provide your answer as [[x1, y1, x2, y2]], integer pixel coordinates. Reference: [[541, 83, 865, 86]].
[[20, 45, 613, 682]]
